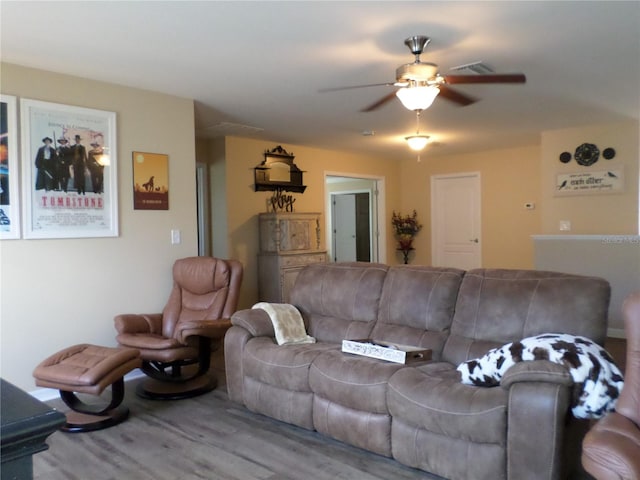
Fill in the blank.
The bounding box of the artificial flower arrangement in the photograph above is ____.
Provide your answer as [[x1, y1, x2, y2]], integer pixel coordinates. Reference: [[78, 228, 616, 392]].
[[391, 210, 423, 262]]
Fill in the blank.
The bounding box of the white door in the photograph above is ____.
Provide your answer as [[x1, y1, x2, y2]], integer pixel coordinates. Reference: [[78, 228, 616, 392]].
[[332, 194, 357, 262], [431, 173, 481, 269]]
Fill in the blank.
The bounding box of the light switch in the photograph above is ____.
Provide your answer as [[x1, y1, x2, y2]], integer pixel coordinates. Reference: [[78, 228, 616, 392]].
[[171, 229, 181, 244]]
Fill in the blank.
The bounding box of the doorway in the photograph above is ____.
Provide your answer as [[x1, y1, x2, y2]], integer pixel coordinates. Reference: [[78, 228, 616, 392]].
[[325, 174, 384, 263], [331, 192, 371, 262], [196, 162, 210, 256], [431, 172, 481, 269]]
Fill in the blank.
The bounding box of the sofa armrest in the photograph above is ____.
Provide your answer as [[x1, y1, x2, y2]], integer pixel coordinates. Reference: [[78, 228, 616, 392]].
[[114, 313, 163, 335], [231, 309, 275, 338], [507, 381, 573, 479], [501, 360, 574, 390], [174, 319, 232, 343]]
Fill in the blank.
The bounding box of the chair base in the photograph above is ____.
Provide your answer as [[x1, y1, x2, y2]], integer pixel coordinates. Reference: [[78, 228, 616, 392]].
[[135, 375, 217, 400], [62, 405, 130, 433]]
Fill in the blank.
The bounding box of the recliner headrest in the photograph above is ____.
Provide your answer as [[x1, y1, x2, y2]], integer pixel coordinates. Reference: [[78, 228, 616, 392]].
[[173, 257, 230, 295]]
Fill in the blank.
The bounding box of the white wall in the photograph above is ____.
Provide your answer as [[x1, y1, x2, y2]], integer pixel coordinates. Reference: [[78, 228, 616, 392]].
[[534, 235, 640, 335], [0, 64, 198, 391]]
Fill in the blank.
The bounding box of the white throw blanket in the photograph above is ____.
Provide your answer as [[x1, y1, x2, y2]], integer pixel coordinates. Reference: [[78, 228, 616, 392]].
[[252, 302, 316, 346]]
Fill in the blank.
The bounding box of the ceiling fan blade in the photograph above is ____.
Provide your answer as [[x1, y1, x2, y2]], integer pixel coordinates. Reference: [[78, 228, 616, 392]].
[[437, 85, 477, 106], [443, 73, 526, 84], [361, 91, 398, 112], [318, 82, 396, 93]]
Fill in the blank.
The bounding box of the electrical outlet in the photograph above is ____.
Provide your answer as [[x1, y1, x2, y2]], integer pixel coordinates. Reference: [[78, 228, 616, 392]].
[[171, 229, 181, 244], [559, 220, 571, 232]]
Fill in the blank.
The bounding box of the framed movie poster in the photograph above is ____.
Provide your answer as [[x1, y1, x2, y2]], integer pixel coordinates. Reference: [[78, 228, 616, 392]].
[[132, 151, 169, 210], [20, 99, 118, 239], [0, 94, 20, 239]]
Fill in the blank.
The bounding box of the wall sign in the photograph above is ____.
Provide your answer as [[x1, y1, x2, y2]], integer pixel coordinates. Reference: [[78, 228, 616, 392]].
[[555, 168, 624, 196]]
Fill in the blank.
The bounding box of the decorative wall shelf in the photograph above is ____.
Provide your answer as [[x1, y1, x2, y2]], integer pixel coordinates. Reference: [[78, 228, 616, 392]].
[[254, 145, 306, 193]]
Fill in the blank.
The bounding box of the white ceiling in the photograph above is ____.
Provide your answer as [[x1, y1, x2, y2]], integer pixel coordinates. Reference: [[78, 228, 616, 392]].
[[2, 1, 639, 160]]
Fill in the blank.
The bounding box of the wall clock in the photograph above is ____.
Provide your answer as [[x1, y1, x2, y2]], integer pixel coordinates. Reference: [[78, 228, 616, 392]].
[[574, 143, 600, 166]]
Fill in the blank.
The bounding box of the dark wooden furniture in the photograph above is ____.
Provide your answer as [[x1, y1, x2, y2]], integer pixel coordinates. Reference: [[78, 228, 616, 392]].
[[1, 378, 65, 480]]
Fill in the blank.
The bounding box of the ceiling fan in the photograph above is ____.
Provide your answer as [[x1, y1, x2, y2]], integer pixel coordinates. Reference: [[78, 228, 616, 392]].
[[321, 35, 526, 112]]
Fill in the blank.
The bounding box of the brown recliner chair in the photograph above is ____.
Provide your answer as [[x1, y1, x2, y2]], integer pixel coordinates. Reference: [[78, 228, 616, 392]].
[[582, 291, 640, 480], [115, 256, 243, 400]]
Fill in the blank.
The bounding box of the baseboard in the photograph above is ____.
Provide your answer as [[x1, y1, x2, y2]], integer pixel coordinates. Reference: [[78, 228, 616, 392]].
[[30, 368, 146, 402], [607, 328, 626, 339]]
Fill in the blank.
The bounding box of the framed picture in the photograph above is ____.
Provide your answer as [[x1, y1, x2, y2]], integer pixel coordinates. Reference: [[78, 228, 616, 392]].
[[20, 99, 118, 238], [133, 151, 169, 210], [1, 94, 20, 239]]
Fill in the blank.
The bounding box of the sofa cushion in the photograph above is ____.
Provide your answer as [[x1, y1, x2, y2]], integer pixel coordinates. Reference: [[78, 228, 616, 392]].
[[442, 269, 611, 366], [243, 377, 315, 430], [313, 396, 393, 457], [290, 262, 389, 343], [370, 265, 464, 360], [387, 362, 508, 445], [391, 416, 506, 480], [243, 337, 339, 392], [309, 349, 411, 413]]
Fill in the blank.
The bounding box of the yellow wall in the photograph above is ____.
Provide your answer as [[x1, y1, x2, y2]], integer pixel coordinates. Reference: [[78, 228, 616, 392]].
[[197, 136, 401, 309], [399, 145, 542, 269], [0, 63, 198, 391], [540, 121, 639, 234]]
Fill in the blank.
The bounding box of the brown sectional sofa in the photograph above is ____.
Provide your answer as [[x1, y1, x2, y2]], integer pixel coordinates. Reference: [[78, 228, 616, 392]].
[[225, 262, 611, 480]]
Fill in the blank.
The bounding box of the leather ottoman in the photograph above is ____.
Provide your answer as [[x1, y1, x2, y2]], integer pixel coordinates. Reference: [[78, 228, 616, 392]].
[[33, 344, 141, 432]]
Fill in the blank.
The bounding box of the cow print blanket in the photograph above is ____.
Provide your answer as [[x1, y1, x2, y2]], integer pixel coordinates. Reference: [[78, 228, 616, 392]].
[[456, 333, 624, 419]]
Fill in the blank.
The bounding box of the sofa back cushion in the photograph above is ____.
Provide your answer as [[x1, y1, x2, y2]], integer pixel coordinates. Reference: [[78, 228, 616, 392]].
[[442, 268, 611, 366], [290, 262, 389, 343], [371, 265, 465, 360]]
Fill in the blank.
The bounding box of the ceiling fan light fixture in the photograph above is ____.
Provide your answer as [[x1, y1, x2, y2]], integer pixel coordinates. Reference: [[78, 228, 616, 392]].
[[395, 85, 440, 111], [406, 135, 430, 151]]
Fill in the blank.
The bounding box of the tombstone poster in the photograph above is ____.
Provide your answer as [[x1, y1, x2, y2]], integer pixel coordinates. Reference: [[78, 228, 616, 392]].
[[20, 98, 118, 238]]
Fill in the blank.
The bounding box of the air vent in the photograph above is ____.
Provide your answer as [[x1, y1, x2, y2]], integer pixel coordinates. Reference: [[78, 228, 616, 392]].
[[449, 61, 495, 74]]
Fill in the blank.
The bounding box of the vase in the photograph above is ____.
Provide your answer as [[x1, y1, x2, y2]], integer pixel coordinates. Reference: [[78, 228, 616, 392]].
[[398, 234, 414, 250], [397, 234, 415, 264]]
